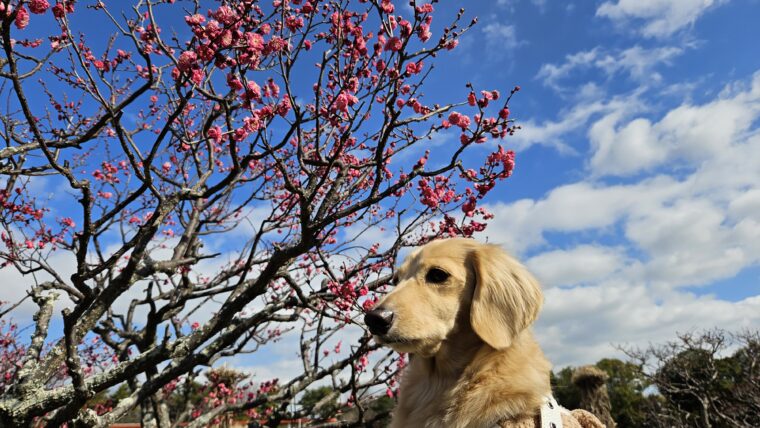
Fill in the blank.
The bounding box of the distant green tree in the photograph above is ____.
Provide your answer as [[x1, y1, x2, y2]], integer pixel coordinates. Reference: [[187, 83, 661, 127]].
[[299, 386, 340, 422], [595, 358, 649, 427], [627, 329, 760, 428], [110, 383, 132, 401], [553, 330, 759, 428], [552, 366, 581, 410], [367, 395, 395, 427], [553, 359, 649, 428], [108, 384, 142, 423]]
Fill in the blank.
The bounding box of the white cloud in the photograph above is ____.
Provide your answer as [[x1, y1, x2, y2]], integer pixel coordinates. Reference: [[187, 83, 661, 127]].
[[590, 71, 760, 177], [728, 189, 760, 222], [526, 245, 627, 287], [588, 114, 663, 176], [0, 250, 77, 321], [482, 23, 521, 51], [537, 45, 685, 92], [537, 283, 760, 367], [478, 175, 682, 254], [511, 93, 641, 152], [626, 198, 757, 288], [537, 49, 601, 91], [530, 0, 547, 12], [483, 161, 760, 289], [478, 70, 760, 367], [596, 0, 728, 38], [600, 46, 685, 81], [234, 358, 304, 385]]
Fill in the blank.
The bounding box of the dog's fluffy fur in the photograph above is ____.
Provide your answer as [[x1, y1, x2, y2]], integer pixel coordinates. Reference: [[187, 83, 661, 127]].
[[370, 238, 604, 428]]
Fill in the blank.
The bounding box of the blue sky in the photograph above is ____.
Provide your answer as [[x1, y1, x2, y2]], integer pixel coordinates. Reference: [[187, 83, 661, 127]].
[[3, 0, 759, 381]]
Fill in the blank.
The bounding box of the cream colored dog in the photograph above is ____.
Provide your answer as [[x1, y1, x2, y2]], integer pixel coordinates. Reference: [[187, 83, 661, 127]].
[[364, 238, 604, 428]]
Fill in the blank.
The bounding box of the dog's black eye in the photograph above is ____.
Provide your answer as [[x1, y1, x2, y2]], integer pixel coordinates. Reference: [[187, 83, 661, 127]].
[[425, 268, 450, 284]]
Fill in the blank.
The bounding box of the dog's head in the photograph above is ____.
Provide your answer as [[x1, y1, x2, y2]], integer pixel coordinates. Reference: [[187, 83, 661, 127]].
[[364, 238, 543, 356]]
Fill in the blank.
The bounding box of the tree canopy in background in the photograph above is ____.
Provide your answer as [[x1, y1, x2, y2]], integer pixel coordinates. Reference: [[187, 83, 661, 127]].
[[553, 329, 760, 428]]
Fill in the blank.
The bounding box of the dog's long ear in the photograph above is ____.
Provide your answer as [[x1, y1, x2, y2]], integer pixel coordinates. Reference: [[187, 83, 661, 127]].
[[470, 244, 543, 350]]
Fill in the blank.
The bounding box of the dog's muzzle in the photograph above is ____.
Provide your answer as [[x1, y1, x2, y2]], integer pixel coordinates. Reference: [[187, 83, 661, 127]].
[[364, 308, 394, 336]]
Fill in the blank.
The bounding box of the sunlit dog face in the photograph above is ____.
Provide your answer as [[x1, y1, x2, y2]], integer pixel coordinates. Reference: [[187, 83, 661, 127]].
[[364, 238, 543, 357]]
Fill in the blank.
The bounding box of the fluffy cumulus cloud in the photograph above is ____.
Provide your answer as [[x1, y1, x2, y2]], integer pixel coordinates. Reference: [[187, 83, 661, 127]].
[[509, 93, 642, 152], [0, 250, 77, 319], [596, 0, 728, 37], [483, 183, 760, 367], [537, 283, 760, 367], [590, 71, 760, 176], [478, 70, 760, 367], [525, 245, 627, 288], [479, 176, 683, 254]]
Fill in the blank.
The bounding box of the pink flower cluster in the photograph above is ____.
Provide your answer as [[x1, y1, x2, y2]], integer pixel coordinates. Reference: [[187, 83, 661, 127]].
[[418, 176, 458, 210], [29, 0, 50, 14], [445, 111, 471, 130]]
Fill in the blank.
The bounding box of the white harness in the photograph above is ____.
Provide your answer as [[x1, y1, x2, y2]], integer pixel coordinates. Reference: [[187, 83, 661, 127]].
[[492, 396, 563, 428], [539, 396, 563, 428]]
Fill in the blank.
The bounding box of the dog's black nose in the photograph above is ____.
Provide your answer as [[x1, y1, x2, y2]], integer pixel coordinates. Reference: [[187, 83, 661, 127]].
[[364, 308, 394, 335]]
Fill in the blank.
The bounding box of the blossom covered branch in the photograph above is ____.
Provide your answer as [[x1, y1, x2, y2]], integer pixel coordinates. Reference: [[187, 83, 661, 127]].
[[0, 0, 520, 426]]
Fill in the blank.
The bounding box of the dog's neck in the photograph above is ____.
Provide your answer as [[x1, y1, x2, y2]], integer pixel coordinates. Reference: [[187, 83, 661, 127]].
[[421, 325, 484, 379], [394, 330, 551, 428]]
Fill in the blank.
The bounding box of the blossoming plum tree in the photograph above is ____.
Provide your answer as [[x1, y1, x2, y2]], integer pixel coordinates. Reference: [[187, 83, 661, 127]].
[[0, 0, 519, 426]]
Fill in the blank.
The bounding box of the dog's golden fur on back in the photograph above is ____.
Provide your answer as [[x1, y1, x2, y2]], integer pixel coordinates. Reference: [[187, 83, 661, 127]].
[[367, 238, 598, 427]]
